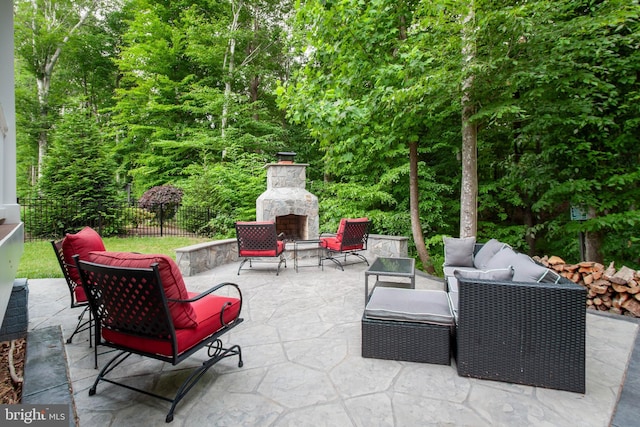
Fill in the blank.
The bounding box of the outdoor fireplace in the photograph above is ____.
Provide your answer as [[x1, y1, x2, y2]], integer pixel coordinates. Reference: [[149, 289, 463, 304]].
[[256, 155, 319, 241]]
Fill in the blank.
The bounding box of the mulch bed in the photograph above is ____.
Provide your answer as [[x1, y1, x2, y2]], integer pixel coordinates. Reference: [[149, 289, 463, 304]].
[[0, 339, 25, 404]]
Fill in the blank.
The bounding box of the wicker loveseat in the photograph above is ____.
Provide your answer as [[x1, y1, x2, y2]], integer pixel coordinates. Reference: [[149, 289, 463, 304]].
[[443, 237, 587, 393]]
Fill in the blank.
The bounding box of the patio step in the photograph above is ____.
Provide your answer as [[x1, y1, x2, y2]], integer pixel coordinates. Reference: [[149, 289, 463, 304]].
[[22, 325, 77, 427]]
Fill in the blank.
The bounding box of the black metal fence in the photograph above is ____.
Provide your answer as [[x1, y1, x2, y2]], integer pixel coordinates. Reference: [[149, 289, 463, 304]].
[[20, 198, 215, 241]]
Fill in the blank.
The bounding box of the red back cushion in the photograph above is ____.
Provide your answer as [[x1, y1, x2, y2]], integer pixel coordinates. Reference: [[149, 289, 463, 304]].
[[335, 219, 347, 243], [62, 227, 106, 283], [87, 251, 198, 329], [336, 218, 368, 243]]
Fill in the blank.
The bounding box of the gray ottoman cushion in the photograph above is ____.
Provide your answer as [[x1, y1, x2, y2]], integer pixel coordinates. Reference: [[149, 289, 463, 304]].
[[365, 288, 454, 326]]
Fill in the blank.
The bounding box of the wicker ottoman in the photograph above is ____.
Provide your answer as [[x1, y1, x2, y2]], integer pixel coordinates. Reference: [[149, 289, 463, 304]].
[[362, 288, 455, 365]]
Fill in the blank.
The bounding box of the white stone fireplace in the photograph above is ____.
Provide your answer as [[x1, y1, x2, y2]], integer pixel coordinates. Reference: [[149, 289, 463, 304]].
[[256, 162, 319, 241]]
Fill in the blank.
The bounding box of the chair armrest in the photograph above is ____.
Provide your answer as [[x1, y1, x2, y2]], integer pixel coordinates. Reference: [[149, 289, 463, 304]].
[[169, 282, 243, 327], [167, 282, 243, 304]]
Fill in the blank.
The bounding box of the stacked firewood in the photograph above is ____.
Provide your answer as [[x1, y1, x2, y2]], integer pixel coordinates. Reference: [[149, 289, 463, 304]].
[[534, 255, 640, 318]]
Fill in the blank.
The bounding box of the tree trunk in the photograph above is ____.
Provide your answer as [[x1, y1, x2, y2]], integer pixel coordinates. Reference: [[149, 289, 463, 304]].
[[36, 75, 50, 180], [523, 207, 536, 256], [250, 76, 260, 120], [585, 206, 603, 263], [222, 0, 243, 139], [249, 11, 260, 120], [28, 1, 91, 180], [409, 141, 435, 273], [460, 3, 477, 239], [395, 12, 433, 273]]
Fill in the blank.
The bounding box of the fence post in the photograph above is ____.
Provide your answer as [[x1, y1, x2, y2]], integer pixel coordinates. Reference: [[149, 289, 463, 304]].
[[159, 203, 164, 237]]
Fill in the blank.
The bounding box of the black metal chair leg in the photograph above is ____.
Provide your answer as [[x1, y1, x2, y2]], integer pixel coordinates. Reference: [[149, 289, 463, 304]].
[[66, 306, 92, 344], [237, 258, 250, 275]]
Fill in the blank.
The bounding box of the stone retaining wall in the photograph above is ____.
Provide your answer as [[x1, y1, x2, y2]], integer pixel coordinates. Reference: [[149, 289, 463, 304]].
[[175, 234, 409, 277]]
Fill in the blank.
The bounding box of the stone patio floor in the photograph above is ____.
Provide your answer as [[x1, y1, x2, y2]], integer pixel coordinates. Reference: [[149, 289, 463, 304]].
[[26, 259, 640, 426]]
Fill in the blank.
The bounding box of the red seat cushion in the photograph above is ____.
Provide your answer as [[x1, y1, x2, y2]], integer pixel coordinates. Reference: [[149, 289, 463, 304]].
[[62, 227, 106, 284], [87, 251, 198, 329], [321, 237, 363, 251], [102, 292, 241, 356], [239, 240, 285, 257], [321, 218, 368, 251]]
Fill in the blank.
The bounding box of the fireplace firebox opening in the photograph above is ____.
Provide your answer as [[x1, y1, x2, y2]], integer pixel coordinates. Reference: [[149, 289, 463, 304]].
[[276, 214, 308, 241]]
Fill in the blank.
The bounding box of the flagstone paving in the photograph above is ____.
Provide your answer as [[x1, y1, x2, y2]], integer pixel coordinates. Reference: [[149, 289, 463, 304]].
[[27, 260, 639, 426]]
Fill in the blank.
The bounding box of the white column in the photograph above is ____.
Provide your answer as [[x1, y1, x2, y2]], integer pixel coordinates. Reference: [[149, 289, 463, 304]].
[[0, 2, 25, 328], [1, 2, 20, 223]]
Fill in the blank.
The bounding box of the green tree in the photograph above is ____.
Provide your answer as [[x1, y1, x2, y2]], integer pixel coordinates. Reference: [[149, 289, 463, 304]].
[[180, 152, 269, 237], [279, 0, 462, 271], [470, 0, 640, 264], [14, 0, 124, 196], [110, 0, 295, 196], [14, 57, 41, 199], [40, 110, 119, 201], [38, 110, 121, 234], [14, 0, 104, 180]]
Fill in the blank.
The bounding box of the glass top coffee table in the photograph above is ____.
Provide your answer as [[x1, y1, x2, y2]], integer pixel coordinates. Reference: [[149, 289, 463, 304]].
[[364, 256, 415, 304], [293, 239, 323, 272]]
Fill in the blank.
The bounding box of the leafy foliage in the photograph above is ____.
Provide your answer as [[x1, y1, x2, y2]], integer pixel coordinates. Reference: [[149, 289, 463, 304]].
[[179, 152, 269, 237], [108, 0, 297, 195], [469, 0, 640, 265], [12, 0, 640, 270]]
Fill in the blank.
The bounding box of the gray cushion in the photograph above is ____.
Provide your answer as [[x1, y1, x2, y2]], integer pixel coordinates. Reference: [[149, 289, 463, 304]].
[[539, 268, 562, 283], [511, 254, 559, 283], [443, 236, 476, 267], [443, 265, 477, 278], [473, 239, 508, 270], [364, 288, 455, 326], [484, 246, 519, 270], [446, 275, 459, 292], [448, 291, 458, 320], [454, 266, 514, 282]]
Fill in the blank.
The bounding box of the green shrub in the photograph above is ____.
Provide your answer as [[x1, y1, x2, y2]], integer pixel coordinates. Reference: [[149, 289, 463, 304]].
[[139, 185, 184, 222]]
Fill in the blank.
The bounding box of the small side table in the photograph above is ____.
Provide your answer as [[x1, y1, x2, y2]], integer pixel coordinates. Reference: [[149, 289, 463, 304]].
[[364, 257, 415, 304], [294, 239, 323, 272]]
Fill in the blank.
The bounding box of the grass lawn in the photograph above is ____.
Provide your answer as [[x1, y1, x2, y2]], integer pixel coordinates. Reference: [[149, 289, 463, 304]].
[[17, 236, 210, 279]]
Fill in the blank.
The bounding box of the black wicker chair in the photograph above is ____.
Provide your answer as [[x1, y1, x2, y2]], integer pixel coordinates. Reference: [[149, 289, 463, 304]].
[[235, 221, 286, 275], [74, 255, 244, 423], [320, 218, 371, 270], [51, 240, 94, 351]]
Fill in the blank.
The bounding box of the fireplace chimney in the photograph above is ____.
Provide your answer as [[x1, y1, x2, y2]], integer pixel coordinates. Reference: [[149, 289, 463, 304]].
[[256, 157, 319, 241], [276, 151, 296, 164]]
